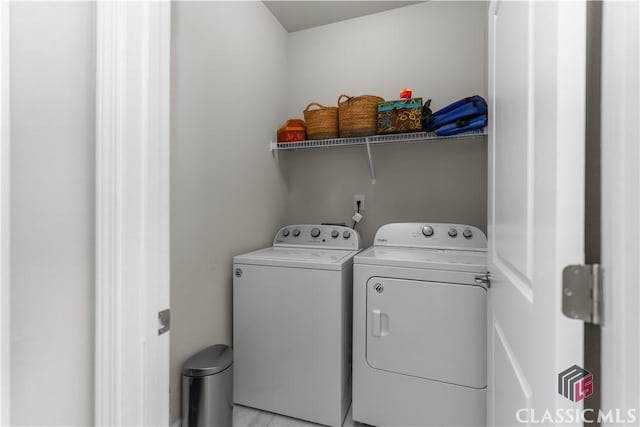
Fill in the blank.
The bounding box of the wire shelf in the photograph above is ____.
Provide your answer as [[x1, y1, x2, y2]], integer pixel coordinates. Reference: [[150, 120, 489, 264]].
[[270, 128, 487, 151]]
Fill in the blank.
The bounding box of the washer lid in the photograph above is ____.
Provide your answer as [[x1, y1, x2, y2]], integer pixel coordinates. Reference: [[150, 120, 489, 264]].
[[355, 246, 487, 273], [234, 246, 358, 270], [183, 344, 232, 377]]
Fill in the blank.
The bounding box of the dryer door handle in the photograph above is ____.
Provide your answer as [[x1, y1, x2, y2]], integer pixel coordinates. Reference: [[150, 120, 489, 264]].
[[371, 309, 390, 337], [372, 309, 382, 337]]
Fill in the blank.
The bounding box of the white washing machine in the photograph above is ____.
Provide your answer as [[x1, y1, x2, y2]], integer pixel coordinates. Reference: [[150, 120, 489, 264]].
[[233, 224, 361, 427], [352, 223, 488, 427]]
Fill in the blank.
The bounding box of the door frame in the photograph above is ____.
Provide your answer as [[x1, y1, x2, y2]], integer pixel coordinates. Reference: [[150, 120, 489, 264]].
[[0, 0, 9, 424], [600, 0, 640, 423], [94, 2, 171, 425]]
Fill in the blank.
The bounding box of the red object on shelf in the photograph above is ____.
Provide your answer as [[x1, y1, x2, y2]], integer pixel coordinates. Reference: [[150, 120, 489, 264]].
[[277, 119, 306, 143], [399, 88, 413, 99]]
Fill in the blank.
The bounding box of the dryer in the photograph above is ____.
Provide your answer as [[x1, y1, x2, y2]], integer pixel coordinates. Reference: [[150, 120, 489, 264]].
[[352, 223, 487, 427], [233, 224, 361, 427]]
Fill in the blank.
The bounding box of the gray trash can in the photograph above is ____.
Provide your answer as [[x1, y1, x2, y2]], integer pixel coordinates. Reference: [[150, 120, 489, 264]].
[[182, 344, 233, 427]]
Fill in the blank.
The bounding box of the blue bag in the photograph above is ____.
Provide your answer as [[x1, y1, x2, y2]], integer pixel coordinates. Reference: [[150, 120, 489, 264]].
[[428, 95, 487, 132], [435, 115, 487, 136]]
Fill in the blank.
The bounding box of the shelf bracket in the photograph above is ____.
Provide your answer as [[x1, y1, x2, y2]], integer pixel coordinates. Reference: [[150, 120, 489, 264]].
[[365, 140, 376, 184]]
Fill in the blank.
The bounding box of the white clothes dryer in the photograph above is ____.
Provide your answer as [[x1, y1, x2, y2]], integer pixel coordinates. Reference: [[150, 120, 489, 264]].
[[233, 224, 361, 427], [352, 223, 488, 427]]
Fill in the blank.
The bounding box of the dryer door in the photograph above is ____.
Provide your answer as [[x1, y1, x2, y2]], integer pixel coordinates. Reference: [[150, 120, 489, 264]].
[[366, 277, 487, 389]]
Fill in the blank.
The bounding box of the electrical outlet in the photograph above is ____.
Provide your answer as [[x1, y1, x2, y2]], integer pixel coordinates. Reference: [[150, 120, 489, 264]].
[[354, 194, 365, 211]]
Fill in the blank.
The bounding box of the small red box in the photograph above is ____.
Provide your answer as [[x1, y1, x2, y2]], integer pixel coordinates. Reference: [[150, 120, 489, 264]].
[[400, 88, 413, 99], [277, 119, 306, 143]]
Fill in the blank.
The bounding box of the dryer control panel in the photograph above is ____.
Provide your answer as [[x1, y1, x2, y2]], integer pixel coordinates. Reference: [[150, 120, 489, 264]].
[[373, 223, 486, 251], [274, 224, 361, 250]]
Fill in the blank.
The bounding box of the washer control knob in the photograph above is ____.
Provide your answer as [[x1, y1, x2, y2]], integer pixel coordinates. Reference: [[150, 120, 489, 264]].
[[343, 230, 351, 239], [463, 228, 473, 239], [282, 229, 290, 237], [448, 228, 458, 238], [292, 228, 301, 237], [422, 226, 434, 237], [331, 230, 339, 239], [311, 227, 321, 238]]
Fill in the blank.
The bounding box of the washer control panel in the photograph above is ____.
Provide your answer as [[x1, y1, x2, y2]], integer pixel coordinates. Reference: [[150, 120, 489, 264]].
[[273, 225, 361, 250], [374, 223, 487, 251]]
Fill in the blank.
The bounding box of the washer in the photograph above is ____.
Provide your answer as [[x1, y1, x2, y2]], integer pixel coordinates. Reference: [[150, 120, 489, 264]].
[[233, 224, 361, 427], [352, 223, 487, 427]]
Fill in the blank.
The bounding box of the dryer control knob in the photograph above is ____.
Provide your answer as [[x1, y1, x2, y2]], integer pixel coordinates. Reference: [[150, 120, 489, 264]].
[[463, 228, 473, 239], [422, 226, 434, 237], [311, 227, 321, 238], [331, 230, 339, 239], [343, 230, 351, 239], [293, 228, 301, 237], [282, 229, 290, 237], [448, 228, 458, 238]]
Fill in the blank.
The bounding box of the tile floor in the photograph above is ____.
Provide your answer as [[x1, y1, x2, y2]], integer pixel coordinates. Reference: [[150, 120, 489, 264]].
[[233, 404, 361, 427]]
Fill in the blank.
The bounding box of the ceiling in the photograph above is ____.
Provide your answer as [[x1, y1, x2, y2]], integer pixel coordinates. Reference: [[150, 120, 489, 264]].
[[263, 1, 424, 33]]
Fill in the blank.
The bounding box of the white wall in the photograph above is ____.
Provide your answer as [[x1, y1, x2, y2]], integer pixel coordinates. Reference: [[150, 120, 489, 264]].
[[0, 1, 9, 424], [170, 2, 289, 422], [287, 1, 488, 116], [283, 1, 489, 245], [10, 2, 95, 425]]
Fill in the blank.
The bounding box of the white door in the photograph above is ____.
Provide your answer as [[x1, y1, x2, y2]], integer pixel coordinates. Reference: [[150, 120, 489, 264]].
[[600, 1, 640, 424], [488, 1, 587, 425]]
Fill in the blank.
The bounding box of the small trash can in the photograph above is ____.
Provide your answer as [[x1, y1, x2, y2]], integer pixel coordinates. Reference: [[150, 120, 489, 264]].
[[182, 344, 233, 427]]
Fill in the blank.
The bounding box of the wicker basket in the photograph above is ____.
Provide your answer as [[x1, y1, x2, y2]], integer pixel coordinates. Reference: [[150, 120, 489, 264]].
[[303, 102, 339, 140], [337, 94, 384, 137]]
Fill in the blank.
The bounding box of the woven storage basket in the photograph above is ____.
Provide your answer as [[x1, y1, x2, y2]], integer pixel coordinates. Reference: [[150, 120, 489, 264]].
[[338, 94, 385, 137], [303, 102, 339, 140]]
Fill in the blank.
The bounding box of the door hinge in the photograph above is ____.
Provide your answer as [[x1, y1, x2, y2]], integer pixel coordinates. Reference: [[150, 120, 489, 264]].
[[562, 264, 603, 325], [475, 272, 491, 288], [158, 309, 171, 335]]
